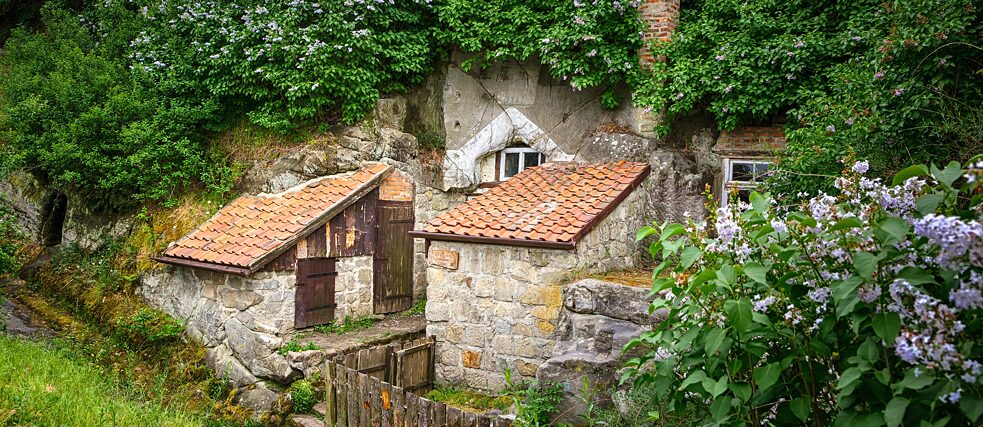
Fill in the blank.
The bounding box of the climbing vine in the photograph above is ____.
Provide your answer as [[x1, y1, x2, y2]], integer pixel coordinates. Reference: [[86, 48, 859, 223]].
[[634, 0, 983, 196]]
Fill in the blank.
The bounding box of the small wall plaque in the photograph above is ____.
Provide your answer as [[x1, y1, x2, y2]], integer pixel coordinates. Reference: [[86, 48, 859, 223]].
[[428, 249, 459, 270]]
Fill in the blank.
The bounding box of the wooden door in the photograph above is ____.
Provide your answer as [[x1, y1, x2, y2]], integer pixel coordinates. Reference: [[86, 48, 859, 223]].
[[295, 257, 337, 328], [373, 201, 415, 314]]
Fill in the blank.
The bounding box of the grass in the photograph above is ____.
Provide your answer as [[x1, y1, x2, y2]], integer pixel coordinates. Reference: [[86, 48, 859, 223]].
[[0, 335, 202, 427], [403, 298, 426, 316], [313, 315, 377, 335], [426, 386, 512, 414], [277, 338, 321, 355]]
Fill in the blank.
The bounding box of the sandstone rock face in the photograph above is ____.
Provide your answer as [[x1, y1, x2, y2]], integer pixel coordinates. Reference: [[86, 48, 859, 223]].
[[0, 170, 47, 240], [140, 266, 301, 386], [646, 150, 709, 223], [61, 197, 135, 251]]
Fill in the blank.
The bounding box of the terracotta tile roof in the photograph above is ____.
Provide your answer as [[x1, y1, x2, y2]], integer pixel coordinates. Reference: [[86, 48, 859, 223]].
[[416, 161, 650, 247], [158, 163, 391, 272]]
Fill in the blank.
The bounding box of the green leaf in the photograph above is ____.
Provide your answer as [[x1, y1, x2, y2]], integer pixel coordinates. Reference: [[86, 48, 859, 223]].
[[660, 223, 687, 241], [790, 397, 811, 421], [931, 161, 962, 188], [704, 327, 726, 355], [853, 251, 879, 280], [679, 370, 707, 391], [724, 299, 753, 336], [709, 396, 731, 422], [749, 191, 769, 213], [884, 397, 909, 427], [743, 262, 768, 284], [636, 225, 658, 242], [711, 377, 728, 398], [690, 270, 717, 288], [960, 394, 983, 423], [893, 369, 934, 391], [717, 264, 737, 285], [837, 367, 863, 390], [829, 216, 864, 232], [897, 267, 934, 286], [833, 277, 863, 318], [892, 164, 929, 186], [877, 217, 910, 243], [753, 362, 782, 393], [858, 339, 880, 363], [872, 312, 901, 343], [680, 246, 703, 270], [915, 193, 944, 216], [729, 382, 751, 402]]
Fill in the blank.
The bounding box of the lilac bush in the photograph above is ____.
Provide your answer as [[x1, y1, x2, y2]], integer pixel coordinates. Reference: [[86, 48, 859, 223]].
[[626, 157, 983, 426]]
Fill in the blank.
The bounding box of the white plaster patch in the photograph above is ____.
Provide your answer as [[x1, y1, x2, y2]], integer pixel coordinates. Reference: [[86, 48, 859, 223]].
[[442, 108, 574, 190]]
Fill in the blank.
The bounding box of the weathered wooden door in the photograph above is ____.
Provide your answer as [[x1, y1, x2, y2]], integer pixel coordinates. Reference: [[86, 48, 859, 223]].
[[373, 201, 415, 314], [295, 257, 337, 328]]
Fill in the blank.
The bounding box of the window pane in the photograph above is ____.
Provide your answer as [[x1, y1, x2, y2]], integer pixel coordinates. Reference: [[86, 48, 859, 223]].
[[737, 189, 752, 203], [523, 152, 541, 169], [504, 153, 520, 178], [752, 163, 771, 181], [730, 162, 755, 182]]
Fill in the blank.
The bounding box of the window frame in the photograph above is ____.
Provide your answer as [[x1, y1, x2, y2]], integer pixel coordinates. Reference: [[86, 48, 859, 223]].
[[498, 146, 546, 180], [721, 158, 772, 206]]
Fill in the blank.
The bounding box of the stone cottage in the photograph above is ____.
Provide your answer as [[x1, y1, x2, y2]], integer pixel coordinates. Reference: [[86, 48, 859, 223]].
[[409, 161, 652, 391], [143, 162, 418, 386]]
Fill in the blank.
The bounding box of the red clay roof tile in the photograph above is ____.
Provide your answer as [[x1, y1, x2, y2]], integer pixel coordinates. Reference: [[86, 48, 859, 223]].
[[160, 163, 391, 270], [418, 161, 649, 245]]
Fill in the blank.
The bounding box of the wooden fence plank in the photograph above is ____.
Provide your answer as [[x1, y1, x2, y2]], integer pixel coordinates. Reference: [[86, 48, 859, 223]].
[[347, 369, 358, 427], [418, 397, 432, 427], [326, 362, 337, 426], [370, 377, 383, 427], [463, 411, 477, 427], [446, 406, 463, 427], [392, 385, 406, 427], [358, 372, 371, 427], [492, 417, 511, 427], [476, 415, 491, 427], [336, 364, 348, 427], [381, 382, 393, 427], [405, 393, 419, 427], [433, 401, 446, 426]]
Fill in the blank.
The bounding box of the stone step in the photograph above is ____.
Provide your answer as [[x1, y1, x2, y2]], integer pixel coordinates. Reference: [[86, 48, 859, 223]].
[[289, 414, 323, 427], [313, 401, 328, 417]]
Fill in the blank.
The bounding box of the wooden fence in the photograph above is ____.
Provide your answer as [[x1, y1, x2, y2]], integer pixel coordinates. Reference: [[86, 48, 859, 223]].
[[324, 336, 510, 427]]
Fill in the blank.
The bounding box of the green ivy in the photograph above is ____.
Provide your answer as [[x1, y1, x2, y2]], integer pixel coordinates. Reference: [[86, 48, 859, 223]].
[[634, 0, 983, 197]]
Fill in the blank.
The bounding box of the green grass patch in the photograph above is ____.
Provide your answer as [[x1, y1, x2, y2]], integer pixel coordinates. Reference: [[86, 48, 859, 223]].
[[277, 339, 321, 356], [403, 298, 426, 316], [0, 335, 202, 426], [426, 386, 511, 414], [313, 315, 377, 335]]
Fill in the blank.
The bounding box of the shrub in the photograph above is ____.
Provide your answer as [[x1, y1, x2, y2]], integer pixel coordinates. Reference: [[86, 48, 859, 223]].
[[503, 369, 564, 427], [635, 0, 983, 196], [290, 380, 315, 414], [115, 308, 186, 349], [626, 157, 983, 425]]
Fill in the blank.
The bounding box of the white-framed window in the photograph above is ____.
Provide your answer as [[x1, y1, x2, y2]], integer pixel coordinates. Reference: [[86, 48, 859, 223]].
[[499, 146, 545, 180], [722, 158, 772, 205]]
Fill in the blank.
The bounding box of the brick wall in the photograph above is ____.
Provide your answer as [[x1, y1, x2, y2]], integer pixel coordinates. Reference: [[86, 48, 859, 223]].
[[714, 126, 786, 154], [379, 169, 414, 202], [637, 0, 680, 68]]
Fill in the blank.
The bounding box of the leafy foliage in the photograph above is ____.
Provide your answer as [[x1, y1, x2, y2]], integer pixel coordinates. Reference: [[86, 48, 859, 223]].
[[435, 0, 645, 108], [636, 0, 983, 196], [277, 339, 320, 356], [503, 369, 565, 427], [289, 379, 316, 414], [114, 308, 187, 349], [0, 5, 230, 209], [0, 200, 24, 275], [626, 157, 983, 425]]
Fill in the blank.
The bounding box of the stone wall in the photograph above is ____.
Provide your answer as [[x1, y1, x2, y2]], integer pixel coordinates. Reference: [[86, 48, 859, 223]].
[[140, 266, 299, 386], [0, 170, 47, 240], [335, 255, 374, 319], [424, 184, 650, 392]]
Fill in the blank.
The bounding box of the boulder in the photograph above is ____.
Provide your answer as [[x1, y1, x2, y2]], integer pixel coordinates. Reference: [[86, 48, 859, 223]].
[[61, 196, 134, 251], [0, 170, 47, 240], [236, 381, 279, 413], [563, 279, 661, 325], [236, 146, 340, 194], [205, 346, 258, 386], [646, 150, 709, 223]]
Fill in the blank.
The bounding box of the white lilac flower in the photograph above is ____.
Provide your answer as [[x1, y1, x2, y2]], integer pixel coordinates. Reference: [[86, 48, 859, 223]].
[[852, 161, 869, 174]]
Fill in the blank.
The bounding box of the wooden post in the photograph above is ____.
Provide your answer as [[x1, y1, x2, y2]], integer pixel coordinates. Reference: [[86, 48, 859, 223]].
[[325, 362, 338, 426], [393, 386, 406, 427], [358, 372, 371, 427], [370, 377, 383, 426], [463, 412, 477, 427], [381, 382, 393, 427], [418, 398, 432, 427], [433, 401, 447, 426], [336, 364, 348, 427], [406, 393, 419, 426]]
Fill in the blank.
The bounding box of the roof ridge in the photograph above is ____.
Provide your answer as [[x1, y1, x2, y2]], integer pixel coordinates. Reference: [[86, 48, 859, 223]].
[[257, 162, 388, 198]]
